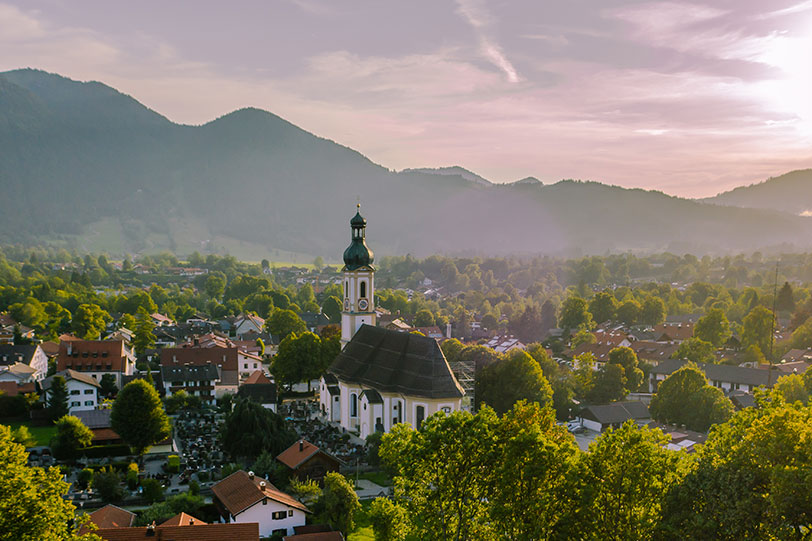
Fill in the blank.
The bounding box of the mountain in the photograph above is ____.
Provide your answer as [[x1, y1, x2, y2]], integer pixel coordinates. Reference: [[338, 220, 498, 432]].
[[703, 169, 812, 215], [400, 166, 492, 186], [510, 176, 543, 186], [2, 68, 812, 258]]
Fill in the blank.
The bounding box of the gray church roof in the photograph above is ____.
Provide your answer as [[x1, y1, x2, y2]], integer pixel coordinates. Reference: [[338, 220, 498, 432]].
[[329, 325, 464, 399]]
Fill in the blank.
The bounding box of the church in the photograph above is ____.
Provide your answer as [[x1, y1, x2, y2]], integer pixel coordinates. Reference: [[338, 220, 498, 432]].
[[319, 206, 464, 439]]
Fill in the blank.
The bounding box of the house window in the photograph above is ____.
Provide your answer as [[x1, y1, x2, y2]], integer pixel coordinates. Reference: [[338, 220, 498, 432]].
[[351, 394, 358, 417], [84, 401, 93, 406], [271, 511, 287, 520], [84, 389, 94, 394], [272, 530, 287, 537], [363, 403, 367, 411], [71, 401, 80, 407], [416, 406, 425, 430], [442, 407, 451, 414], [70, 390, 80, 395], [288, 510, 293, 517]]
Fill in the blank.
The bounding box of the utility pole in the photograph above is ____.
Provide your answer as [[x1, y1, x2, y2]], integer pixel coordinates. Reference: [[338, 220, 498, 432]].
[[768, 263, 778, 387]]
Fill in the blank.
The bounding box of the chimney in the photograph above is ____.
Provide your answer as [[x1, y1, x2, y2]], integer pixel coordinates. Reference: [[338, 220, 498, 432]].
[[260, 481, 266, 488], [248, 471, 254, 479], [189, 519, 194, 525], [146, 522, 156, 537], [446, 323, 451, 339], [299, 439, 304, 452]]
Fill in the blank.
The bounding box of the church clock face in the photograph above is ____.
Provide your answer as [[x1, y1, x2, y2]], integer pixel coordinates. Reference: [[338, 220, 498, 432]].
[[358, 299, 369, 311], [344, 299, 350, 311]]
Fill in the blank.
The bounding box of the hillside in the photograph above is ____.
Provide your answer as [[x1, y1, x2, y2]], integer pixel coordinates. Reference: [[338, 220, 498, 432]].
[[2, 68, 812, 258], [704, 169, 812, 215]]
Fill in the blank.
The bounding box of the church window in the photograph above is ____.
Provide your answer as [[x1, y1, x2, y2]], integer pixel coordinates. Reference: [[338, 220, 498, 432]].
[[360, 281, 366, 298], [351, 393, 358, 417], [344, 281, 348, 298], [416, 406, 425, 430]]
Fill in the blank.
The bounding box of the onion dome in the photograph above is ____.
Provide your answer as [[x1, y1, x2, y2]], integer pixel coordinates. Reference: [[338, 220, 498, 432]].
[[343, 204, 374, 270]]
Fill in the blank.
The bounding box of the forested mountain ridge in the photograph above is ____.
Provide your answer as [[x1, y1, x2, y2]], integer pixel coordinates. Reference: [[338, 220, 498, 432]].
[[2, 68, 812, 258], [703, 169, 812, 215]]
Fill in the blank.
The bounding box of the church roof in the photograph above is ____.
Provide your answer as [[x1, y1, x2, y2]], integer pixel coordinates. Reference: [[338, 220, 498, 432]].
[[329, 325, 464, 399]]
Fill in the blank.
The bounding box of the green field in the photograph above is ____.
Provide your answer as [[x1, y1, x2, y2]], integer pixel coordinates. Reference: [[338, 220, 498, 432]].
[[5, 421, 56, 446]]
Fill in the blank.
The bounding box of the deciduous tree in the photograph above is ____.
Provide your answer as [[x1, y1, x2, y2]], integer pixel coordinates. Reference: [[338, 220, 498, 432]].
[[111, 379, 170, 459], [266, 308, 306, 340], [319, 472, 361, 536], [221, 398, 296, 462], [693, 308, 731, 347], [649, 363, 733, 432], [51, 415, 93, 461], [476, 350, 553, 414]]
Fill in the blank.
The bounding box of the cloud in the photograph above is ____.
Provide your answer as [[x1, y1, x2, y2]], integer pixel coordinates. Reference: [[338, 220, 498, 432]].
[[454, 0, 521, 83]]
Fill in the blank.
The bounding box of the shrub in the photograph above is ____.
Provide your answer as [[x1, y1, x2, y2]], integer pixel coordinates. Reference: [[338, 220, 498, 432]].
[[166, 454, 180, 473], [77, 468, 94, 489], [141, 478, 164, 504]]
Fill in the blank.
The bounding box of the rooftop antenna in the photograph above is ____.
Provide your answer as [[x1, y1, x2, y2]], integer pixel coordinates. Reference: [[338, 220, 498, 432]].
[[768, 262, 779, 387]]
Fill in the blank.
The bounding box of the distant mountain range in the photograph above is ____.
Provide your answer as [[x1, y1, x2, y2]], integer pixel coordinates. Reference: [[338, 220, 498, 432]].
[[1, 68, 812, 259]]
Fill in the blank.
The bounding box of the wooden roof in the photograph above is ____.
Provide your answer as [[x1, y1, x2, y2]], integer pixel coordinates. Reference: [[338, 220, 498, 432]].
[[95, 523, 259, 541], [212, 470, 309, 516]]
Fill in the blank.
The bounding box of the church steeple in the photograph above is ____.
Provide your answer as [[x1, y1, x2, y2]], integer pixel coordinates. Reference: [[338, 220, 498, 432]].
[[341, 204, 376, 345], [343, 204, 374, 271]]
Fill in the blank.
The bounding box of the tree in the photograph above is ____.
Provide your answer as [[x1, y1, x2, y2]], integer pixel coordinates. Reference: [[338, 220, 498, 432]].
[[649, 363, 733, 432], [608, 346, 644, 392], [640, 296, 667, 326], [11, 425, 37, 448], [587, 363, 628, 403], [203, 273, 226, 299], [559, 297, 593, 331], [321, 296, 342, 324], [578, 422, 685, 540], [413, 309, 435, 327], [92, 467, 124, 502], [47, 375, 69, 422], [221, 398, 297, 462], [742, 305, 775, 361], [693, 308, 731, 347], [369, 497, 409, 541], [0, 425, 100, 541], [571, 328, 596, 348], [790, 316, 812, 349], [99, 373, 118, 398], [589, 291, 618, 324], [272, 331, 325, 391], [141, 478, 165, 504], [616, 299, 642, 326], [133, 306, 156, 354], [266, 308, 306, 340], [661, 400, 812, 539], [71, 303, 111, 339], [111, 380, 170, 459], [476, 350, 553, 414], [773, 373, 809, 404], [674, 337, 716, 364], [51, 415, 93, 461], [776, 281, 795, 313], [319, 472, 361, 536]]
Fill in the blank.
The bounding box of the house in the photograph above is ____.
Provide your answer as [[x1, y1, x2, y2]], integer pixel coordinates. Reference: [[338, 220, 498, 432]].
[[161, 364, 219, 404], [649, 358, 776, 394], [653, 323, 694, 343], [0, 380, 36, 397], [413, 326, 445, 339], [276, 439, 341, 484], [234, 314, 266, 340], [237, 371, 278, 412], [484, 335, 526, 353], [300, 312, 331, 334], [41, 369, 100, 414], [630, 341, 679, 364], [321, 324, 465, 439], [212, 470, 308, 538], [83, 504, 135, 530], [160, 512, 206, 526], [94, 523, 259, 541], [0, 344, 49, 381], [0, 362, 37, 384], [74, 409, 123, 445], [56, 339, 135, 388], [580, 401, 651, 432], [160, 346, 239, 397], [150, 313, 175, 327]]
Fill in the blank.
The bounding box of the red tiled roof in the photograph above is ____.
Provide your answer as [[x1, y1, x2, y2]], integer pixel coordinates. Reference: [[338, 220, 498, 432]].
[[276, 440, 321, 470], [95, 523, 259, 541], [0, 381, 35, 396], [160, 346, 238, 371], [244, 370, 271, 385], [91, 428, 122, 443], [159, 512, 206, 526], [87, 504, 135, 529], [39, 341, 60, 356], [57, 340, 129, 372], [212, 470, 309, 516]]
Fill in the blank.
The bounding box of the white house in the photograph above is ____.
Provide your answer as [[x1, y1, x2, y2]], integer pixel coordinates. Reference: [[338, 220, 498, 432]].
[[212, 470, 308, 538], [0, 344, 49, 381], [42, 369, 100, 414], [234, 314, 265, 340]]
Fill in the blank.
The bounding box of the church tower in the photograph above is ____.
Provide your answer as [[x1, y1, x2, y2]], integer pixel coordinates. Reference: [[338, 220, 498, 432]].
[[341, 204, 376, 345]]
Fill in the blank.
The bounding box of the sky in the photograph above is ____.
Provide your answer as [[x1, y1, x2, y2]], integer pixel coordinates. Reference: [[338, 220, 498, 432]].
[[1, 0, 811, 198]]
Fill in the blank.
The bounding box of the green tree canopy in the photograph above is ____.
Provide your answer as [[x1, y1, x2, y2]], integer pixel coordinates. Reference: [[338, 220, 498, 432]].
[[476, 350, 553, 414], [693, 307, 731, 347], [589, 291, 618, 324], [220, 398, 297, 462], [742, 305, 775, 361], [608, 346, 644, 392], [674, 337, 716, 364], [46, 375, 69, 422], [70, 303, 112, 339], [272, 331, 326, 390], [649, 363, 733, 432], [133, 306, 156, 354], [616, 299, 642, 326], [266, 308, 307, 340], [110, 379, 170, 458], [640, 296, 667, 326], [559, 296, 593, 331], [319, 472, 361, 536], [51, 415, 93, 461]]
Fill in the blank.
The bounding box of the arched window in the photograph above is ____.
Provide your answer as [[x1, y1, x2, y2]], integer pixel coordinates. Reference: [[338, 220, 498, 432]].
[[360, 281, 366, 298], [416, 406, 425, 430], [344, 281, 348, 298], [350, 393, 358, 417]]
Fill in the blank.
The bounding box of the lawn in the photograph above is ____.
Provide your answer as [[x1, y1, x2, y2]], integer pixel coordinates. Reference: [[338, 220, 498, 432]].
[[6, 421, 56, 446], [357, 471, 393, 487], [348, 500, 375, 541]]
